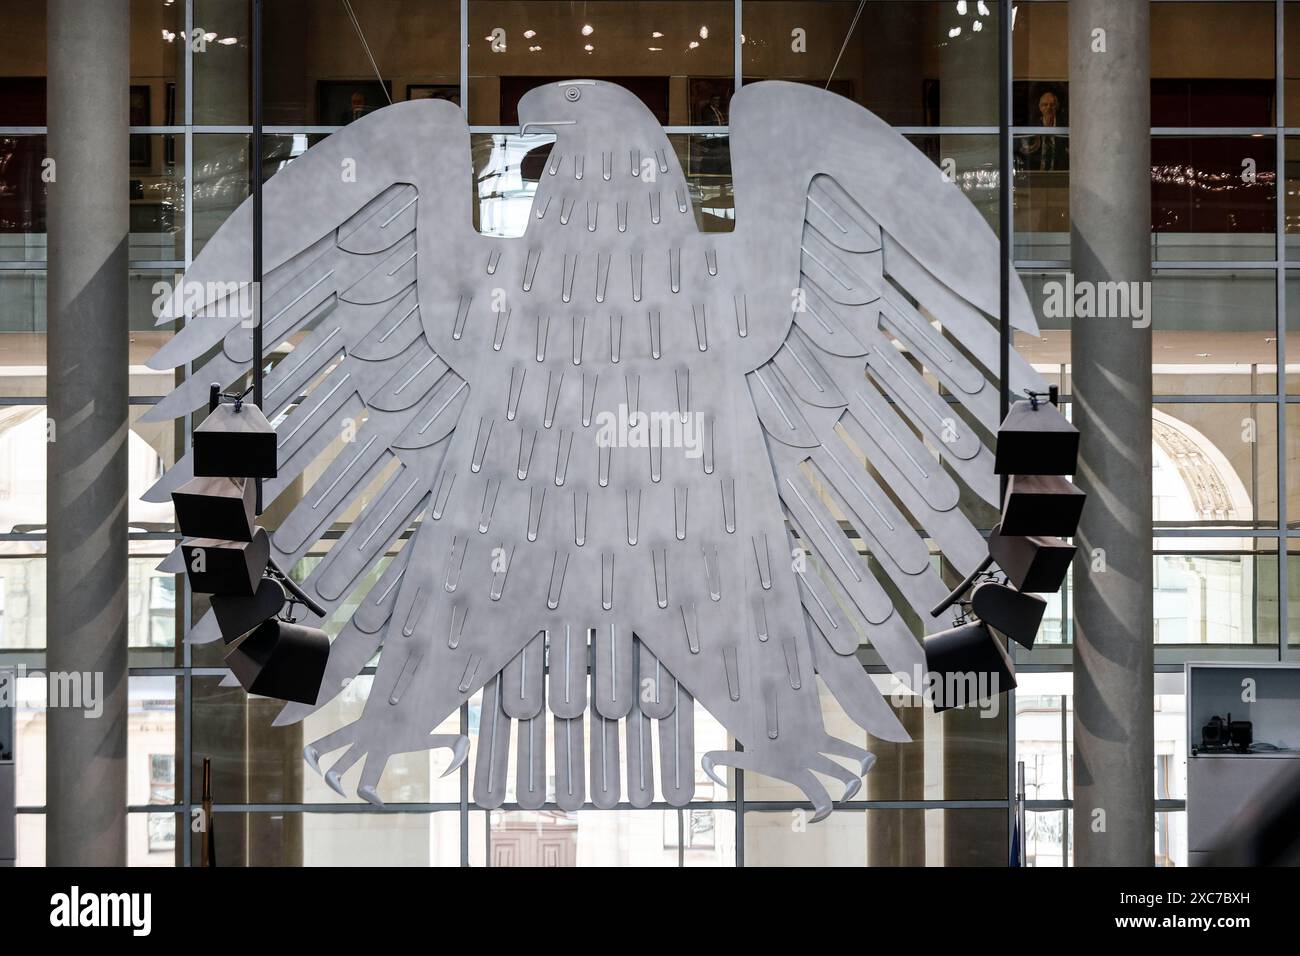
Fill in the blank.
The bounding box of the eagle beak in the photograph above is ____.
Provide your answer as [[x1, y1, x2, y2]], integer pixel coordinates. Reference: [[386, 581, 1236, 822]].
[[520, 120, 576, 135]]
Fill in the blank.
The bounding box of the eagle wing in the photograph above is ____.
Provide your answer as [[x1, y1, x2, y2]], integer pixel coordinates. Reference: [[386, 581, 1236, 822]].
[[143, 99, 491, 768], [722, 81, 1044, 735]]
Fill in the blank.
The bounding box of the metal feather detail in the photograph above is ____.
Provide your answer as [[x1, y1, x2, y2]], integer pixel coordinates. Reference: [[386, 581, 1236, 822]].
[[146, 81, 1043, 820]]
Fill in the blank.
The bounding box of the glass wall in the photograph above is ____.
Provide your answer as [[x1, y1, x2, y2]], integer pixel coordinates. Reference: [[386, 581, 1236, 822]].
[[1, 0, 1296, 866]]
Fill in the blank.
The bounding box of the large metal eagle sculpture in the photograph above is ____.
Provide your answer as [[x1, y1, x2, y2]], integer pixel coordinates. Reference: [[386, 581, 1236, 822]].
[[144, 80, 1043, 819]]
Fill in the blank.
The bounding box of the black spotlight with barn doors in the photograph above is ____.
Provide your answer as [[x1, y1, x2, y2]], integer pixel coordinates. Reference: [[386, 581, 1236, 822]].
[[171, 385, 329, 705], [923, 386, 1082, 712]]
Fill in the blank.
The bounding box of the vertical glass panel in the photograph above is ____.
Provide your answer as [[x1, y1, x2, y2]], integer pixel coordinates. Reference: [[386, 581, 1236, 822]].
[[487, 808, 734, 866], [129, 811, 181, 866], [1283, 139, 1300, 262], [905, 133, 999, 233], [1012, 2, 1067, 108], [0, 2, 184, 125], [197, 0, 462, 125], [1154, 672, 1187, 803], [1013, 132, 1069, 261], [1015, 672, 1071, 802], [1152, 269, 1277, 396], [1151, 3, 1275, 127], [744, 807, 1008, 866], [744, 0, 1000, 125], [1156, 810, 1188, 867], [129, 134, 185, 262], [0, 2, 46, 126], [190, 811, 463, 865], [0, 134, 48, 262], [1152, 546, 1279, 646], [11, 673, 46, 805], [131, 0, 186, 121], [468, 1, 735, 126], [0, 402, 176, 538], [1016, 270, 1068, 394], [1153, 402, 1278, 529], [1152, 137, 1277, 262], [15, 813, 43, 866], [1288, 403, 1300, 524], [1024, 809, 1069, 866], [192, 133, 326, 256], [1284, 2, 1300, 126], [193, 0, 251, 125], [1286, 273, 1300, 393], [1289, 547, 1300, 644]]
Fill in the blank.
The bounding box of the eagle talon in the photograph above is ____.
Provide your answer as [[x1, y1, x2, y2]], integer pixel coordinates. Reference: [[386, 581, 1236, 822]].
[[324, 770, 345, 797], [438, 735, 471, 777]]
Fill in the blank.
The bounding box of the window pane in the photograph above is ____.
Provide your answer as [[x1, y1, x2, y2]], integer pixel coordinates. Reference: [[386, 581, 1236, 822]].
[[1154, 402, 1277, 528], [744, 807, 1008, 866], [190, 810, 463, 865], [193, 133, 325, 257], [1152, 2, 1275, 127], [1152, 137, 1276, 262], [486, 808, 735, 865], [1013, 133, 1069, 261], [1152, 547, 1279, 646], [745, 1, 999, 126], [469, 1, 734, 126], [906, 133, 999, 233], [196, 0, 461, 125], [1152, 270, 1277, 396], [0, 134, 48, 263], [1285, 274, 1300, 392]]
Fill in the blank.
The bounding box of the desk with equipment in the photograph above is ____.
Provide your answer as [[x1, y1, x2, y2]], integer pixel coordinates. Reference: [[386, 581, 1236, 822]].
[[1187, 662, 1300, 865]]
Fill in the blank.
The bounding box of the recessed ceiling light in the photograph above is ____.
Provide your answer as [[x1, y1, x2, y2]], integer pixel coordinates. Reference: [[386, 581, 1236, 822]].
[[584, 43, 594, 51], [523, 29, 536, 38], [972, 20, 983, 32], [581, 24, 594, 36], [948, 26, 962, 38], [699, 26, 709, 39], [652, 31, 663, 38], [688, 40, 699, 49], [218, 36, 238, 45], [648, 46, 662, 52]]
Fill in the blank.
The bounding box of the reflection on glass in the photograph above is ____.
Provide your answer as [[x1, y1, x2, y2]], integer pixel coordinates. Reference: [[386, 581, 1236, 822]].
[[1151, 270, 1277, 396], [1154, 551, 1279, 645], [1153, 402, 1277, 528], [744, 1, 1000, 125], [1152, 3, 1274, 127], [189, 811, 463, 866], [744, 808, 1008, 866], [469, 1, 734, 125], [1152, 137, 1276, 262], [486, 808, 735, 866], [0, 135, 48, 263]]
